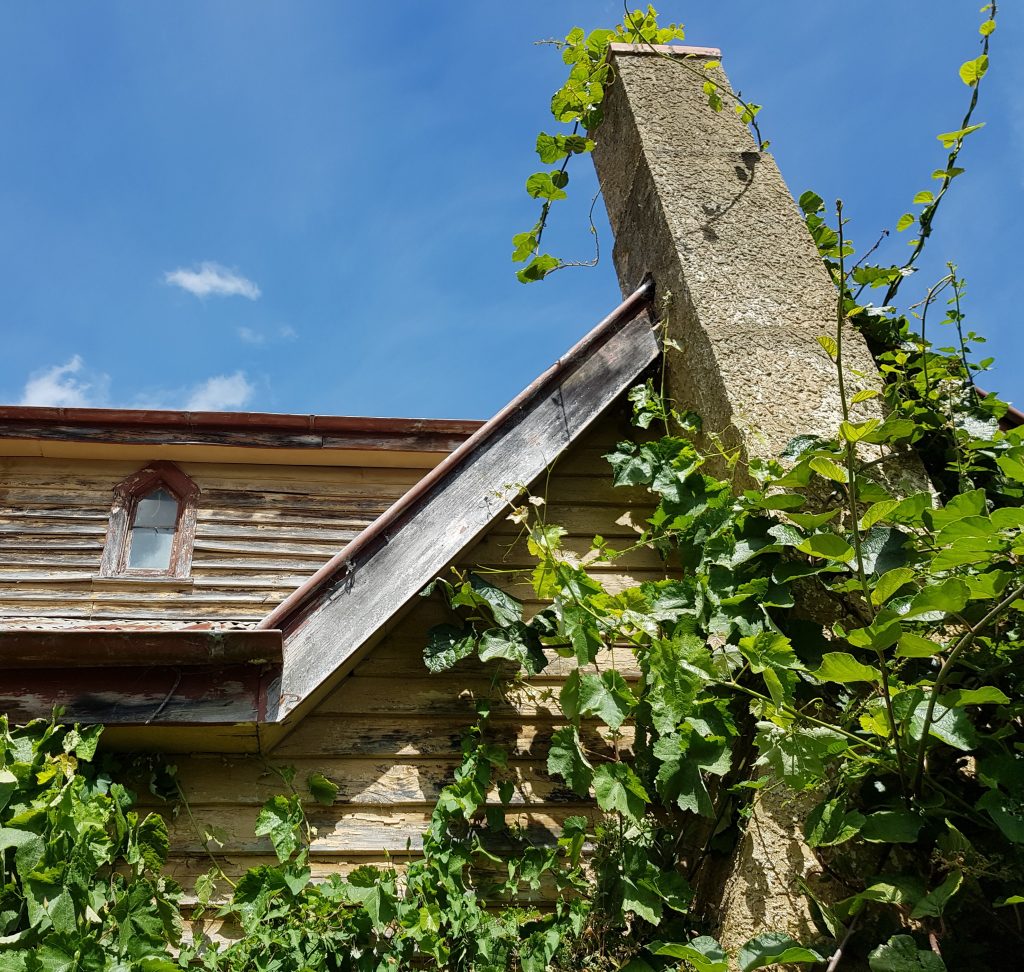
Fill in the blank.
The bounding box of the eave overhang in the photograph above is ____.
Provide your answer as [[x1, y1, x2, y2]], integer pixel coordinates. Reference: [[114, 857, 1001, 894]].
[[0, 629, 283, 729]]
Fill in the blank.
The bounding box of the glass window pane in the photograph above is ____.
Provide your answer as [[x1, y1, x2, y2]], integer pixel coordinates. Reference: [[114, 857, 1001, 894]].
[[127, 488, 179, 570], [127, 526, 175, 570], [133, 488, 178, 529]]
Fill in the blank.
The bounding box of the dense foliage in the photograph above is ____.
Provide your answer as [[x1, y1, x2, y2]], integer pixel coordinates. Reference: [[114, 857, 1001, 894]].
[[2, 4, 1017, 971], [0, 717, 180, 971]]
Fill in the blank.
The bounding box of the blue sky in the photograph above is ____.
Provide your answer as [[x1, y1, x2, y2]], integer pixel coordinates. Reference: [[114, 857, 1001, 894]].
[[1, 2, 1020, 420]]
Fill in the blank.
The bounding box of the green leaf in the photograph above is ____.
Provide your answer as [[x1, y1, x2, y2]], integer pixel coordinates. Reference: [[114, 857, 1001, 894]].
[[755, 723, 848, 788], [910, 699, 977, 751], [478, 622, 547, 674], [593, 763, 649, 821], [576, 670, 637, 731], [942, 686, 1009, 706], [869, 934, 947, 971], [525, 171, 568, 201], [904, 578, 969, 619], [517, 253, 560, 283], [0, 827, 45, 875], [423, 623, 476, 673], [345, 866, 397, 930], [816, 334, 837, 359], [796, 532, 854, 561], [812, 652, 881, 684], [861, 809, 925, 843], [896, 633, 941, 658], [959, 54, 989, 86], [622, 876, 663, 925], [872, 567, 916, 605], [913, 190, 935, 205], [980, 19, 996, 36], [738, 933, 823, 971], [254, 795, 304, 863], [546, 726, 594, 795], [861, 498, 901, 530], [798, 190, 824, 215], [896, 213, 916, 232], [135, 812, 170, 871], [805, 798, 864, 847], [840, 418, 880, 443], [650, 937, 728, 972], [937, 123, 985, 148], [809, 456, 848, 483], [307, 772, 340, 806], [910, 870, 962, 919]]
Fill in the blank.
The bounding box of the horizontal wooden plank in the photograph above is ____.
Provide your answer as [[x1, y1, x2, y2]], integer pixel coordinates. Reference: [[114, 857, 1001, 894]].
[[164, 805, 600, 855], [272, 714, 631, 759], [316, 673, 635, 718], [139, 756, 590, 808], [351, 640, 641, 679]]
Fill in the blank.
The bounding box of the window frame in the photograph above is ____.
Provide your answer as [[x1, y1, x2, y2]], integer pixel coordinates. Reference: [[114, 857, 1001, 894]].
[[100, 461, 200, 579]]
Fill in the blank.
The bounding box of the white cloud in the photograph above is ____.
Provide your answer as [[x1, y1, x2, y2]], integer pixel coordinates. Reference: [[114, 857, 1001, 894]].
[[20, 356, 109, 407], [236, 324, 297, 346], [236, 326, 265, 346], [164, 262, 261, 300], [184, 372, 254, 411]]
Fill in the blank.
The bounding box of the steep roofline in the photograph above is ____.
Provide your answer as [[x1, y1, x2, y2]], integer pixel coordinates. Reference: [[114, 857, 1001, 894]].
[[260, 278, 659, 732], [260, 278, 657, 636]]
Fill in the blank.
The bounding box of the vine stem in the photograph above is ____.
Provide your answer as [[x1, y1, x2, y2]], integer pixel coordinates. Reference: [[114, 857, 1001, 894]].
[[835, 200, 911, 801], [723, 680, 883, 755], [911, 581, 1024, 796], [883, 0, 997, 306]]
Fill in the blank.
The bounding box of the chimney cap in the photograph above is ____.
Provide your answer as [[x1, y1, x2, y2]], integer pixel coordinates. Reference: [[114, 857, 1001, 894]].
[[607, 42, 721, 59]]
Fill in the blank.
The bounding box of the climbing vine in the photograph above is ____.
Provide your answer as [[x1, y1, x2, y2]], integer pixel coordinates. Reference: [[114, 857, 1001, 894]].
[[1, 4, 1016, 971]]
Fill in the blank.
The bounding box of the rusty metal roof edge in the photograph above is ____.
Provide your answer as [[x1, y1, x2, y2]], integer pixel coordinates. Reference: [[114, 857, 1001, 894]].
[[258, 278, 658, 637], [0, 405, 482, 440]]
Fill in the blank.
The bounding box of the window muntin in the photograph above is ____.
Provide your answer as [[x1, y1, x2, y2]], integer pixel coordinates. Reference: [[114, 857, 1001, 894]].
[[126, 487, 180, 571]]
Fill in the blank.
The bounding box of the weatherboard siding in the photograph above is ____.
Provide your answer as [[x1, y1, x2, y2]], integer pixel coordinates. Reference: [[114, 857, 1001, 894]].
[[156, 405, 667, 899], [0, 457, 427, 626]]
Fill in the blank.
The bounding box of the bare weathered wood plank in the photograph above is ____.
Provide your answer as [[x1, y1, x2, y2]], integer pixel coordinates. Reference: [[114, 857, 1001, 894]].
[[164, 805, 600, 856], [273, 714, 633, 759], [137, 755, 588, 808]]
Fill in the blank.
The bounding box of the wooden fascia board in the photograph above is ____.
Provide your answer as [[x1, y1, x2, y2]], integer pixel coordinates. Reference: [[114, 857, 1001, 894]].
[[0, 629, 283, 669], [266, 306, 660, 727], [0, 663, 273, 726]]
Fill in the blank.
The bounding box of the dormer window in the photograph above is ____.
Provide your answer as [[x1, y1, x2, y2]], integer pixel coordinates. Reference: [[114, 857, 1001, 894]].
[[100, 461, 200, 578]]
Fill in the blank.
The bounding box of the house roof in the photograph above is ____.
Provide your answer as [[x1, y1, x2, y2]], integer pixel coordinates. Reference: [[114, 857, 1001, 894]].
[[0, 406, 481, 467], [5, 279, 658, 738]]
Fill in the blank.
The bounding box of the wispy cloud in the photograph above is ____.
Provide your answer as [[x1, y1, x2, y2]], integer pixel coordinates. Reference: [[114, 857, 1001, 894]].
[[164, 262, 261, 300], [237, 324, 298, 346], [20, 356, 109, 407], [184, 372, 254, 411]]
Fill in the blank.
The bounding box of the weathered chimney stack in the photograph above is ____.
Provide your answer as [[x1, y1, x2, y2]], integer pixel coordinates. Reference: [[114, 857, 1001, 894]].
[[593, 44, 881, 460], [592, 44, 895, 954]]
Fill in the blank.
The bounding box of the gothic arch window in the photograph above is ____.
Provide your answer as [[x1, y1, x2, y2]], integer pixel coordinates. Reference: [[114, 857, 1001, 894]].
[[100, 461, 200, 578]]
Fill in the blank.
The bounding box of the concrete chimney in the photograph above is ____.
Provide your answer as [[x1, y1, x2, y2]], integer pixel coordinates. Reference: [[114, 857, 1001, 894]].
[[592, 44, 892, 952], [593, 44, 882, 461]]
